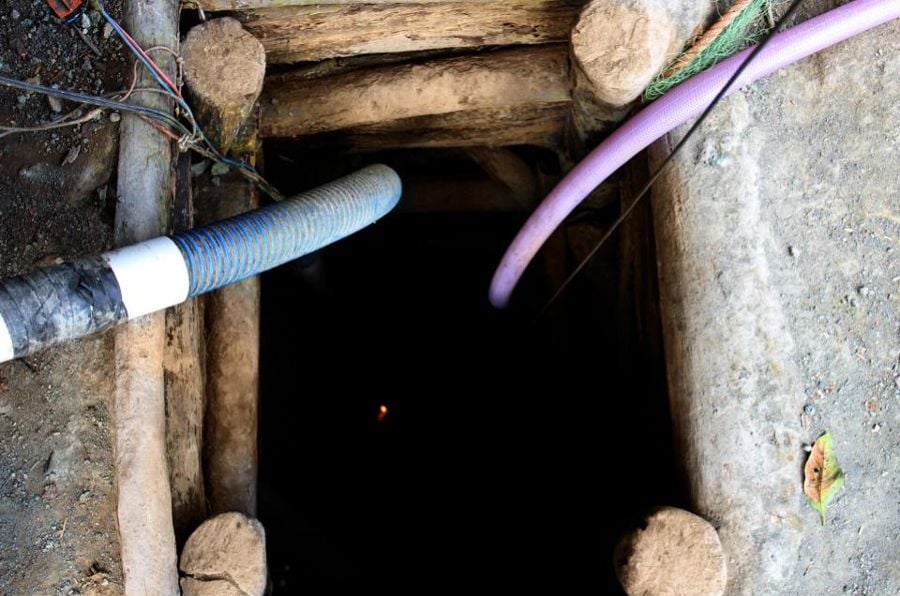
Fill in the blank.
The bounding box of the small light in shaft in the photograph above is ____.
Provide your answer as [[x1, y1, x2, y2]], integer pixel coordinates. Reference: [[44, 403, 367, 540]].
[[377, 404, 388, 423]]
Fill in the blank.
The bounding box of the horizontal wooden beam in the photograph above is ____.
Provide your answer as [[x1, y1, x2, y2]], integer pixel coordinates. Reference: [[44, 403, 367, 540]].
[[286, 105, 571, 151], [214, 1, 583, 64], [260, 45, 572, 149], [192, 0, 556, 11]]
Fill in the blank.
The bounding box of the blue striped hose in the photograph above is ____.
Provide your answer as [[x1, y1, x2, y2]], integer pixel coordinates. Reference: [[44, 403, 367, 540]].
[[171, 164, 402, 297]]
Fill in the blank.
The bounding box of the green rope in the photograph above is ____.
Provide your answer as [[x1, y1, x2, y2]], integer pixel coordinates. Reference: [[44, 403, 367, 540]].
[[643, 0, 772, 101]]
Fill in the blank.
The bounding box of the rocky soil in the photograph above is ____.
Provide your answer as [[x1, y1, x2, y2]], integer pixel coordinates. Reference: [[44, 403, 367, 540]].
[[0, 1, 127, 593]]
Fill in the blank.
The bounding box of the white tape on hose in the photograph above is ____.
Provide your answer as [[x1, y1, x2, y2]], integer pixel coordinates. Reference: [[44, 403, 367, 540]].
[[0, 313, 14, 363], [105, 237, 190, 319]]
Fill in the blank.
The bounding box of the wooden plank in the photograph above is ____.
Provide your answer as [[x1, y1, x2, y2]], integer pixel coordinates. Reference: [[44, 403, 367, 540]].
[[229, 1, 583, 64], [261, 45, 572, 149], [164, 299, 208, 541], [164, 156, 208, 541]]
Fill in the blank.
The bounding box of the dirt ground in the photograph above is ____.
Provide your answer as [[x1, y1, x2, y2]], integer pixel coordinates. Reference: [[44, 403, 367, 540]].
[[651, 2, 899, 593], [0, 1, 127, 593]]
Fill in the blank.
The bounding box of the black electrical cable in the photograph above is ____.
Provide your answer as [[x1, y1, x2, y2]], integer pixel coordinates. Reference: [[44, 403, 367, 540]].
[[0, 74, 191, 137], [0, 74, 284, 200]]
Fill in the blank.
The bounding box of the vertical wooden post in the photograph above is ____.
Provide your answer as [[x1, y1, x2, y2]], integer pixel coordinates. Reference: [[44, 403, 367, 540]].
[[200, 170, 261, 515], [181, 18, 267, 516], [113, 1, 181, 593], [165, 154, 208, 540]]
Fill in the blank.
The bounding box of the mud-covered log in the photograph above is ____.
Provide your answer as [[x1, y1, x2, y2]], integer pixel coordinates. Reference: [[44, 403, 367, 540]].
[[179, 512, 267, 596], [221, 1, 583, 64], [569, 0, 712, 141], [295, 105, 571, 152], [203, 276, 260, 516], [261, 45, 572, 149], [572, 0, 710, 107], [181, 18, 266, 152]]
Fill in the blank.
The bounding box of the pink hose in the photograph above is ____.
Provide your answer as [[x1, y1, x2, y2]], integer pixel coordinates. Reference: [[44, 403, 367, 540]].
[[489, 0, 900, 308]]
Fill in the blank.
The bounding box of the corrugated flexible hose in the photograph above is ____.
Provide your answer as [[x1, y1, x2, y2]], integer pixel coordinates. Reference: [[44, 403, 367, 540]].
[[0, 164, 402, 362]]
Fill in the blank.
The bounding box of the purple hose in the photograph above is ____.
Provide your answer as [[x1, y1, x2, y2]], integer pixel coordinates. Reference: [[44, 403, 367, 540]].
[[489, 0, 900, 308]]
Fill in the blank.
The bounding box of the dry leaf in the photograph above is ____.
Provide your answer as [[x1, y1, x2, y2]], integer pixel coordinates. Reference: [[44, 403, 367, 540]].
[[804, 432, 844, 525]]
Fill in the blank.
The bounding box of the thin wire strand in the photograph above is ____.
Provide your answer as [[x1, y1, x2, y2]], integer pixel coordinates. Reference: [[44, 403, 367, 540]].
[[94, 2, 283, 199], [2, 57, 145, 140], [0, 75, 187, 131], [97, 5, 181, 97], [539, 0, 805, 317], [6, 2, 286, 201], [0, 108, 104, 139]]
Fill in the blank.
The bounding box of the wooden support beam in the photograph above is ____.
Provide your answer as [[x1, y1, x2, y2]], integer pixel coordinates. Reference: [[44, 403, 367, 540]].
[[164, 299, 208, 541], [197, 168, 261, 517], [213, 1, 583, 64], [569, 0, 712, 142], [164, 155, 208, 542], [181, 18, 266, 517], [181, 18, 266, 152], [466, 147, 540, 209], [261, 45, 572, 150], [290, 105, 571, 152], [113, 0, 180, 592], [400, 176, 535, 213]]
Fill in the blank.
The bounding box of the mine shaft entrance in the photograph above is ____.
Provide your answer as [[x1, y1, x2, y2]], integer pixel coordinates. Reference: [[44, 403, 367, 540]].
[[257, 145, 682, 592]]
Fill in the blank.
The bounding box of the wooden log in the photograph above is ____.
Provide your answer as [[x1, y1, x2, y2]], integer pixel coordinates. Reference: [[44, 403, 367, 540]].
[[181, 19, 266, 517], [223, 1, 583, 64], [113, 0, 180, 593], [197, 168, 261, 516], [181, 18, 266, 152], [648, 24, 900, 591], [265, 146, 555, 211], [651, 90, 803, 591], [569, 0, 712, 141], [261, 45, 572, 149], [400, 177, 533, 212], [572, 0, 711, 107], [203, 278, 260, 516], [615, 508, 727, 596], [179, 512, 267, 596], [292, 105, 570, 151]]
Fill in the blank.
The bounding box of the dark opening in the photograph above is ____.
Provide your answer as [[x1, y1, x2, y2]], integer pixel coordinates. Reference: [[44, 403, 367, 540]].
[[258, 147, 682, 592]]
